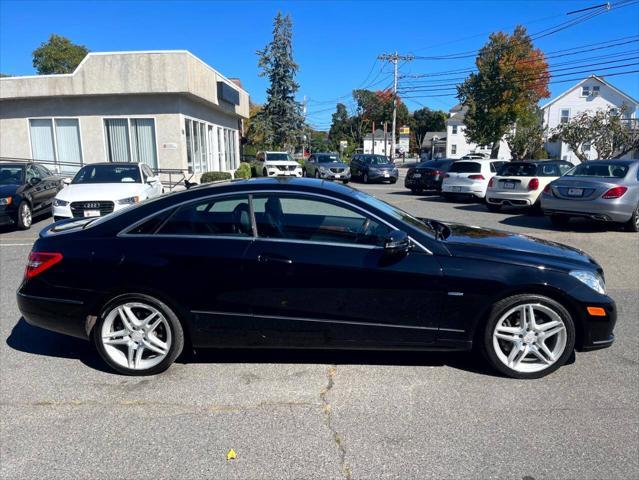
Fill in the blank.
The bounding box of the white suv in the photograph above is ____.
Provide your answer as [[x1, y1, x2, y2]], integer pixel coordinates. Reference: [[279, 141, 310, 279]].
[[441, 159, 507, 200], [253, 151, 303, 177]]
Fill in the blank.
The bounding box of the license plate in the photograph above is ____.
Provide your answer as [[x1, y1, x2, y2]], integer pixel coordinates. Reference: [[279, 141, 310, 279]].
[[384, 172, 389, 177], [504, 182, 515, 190], [452, 186, 462, 192], [413, 173, 422, 178], [567, 188, 583, 197], [84, 210, 100, 217], [334, 174, 341, 178]]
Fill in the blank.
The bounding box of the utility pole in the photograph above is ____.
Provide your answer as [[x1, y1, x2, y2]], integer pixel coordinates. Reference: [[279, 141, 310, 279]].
[[378, 52, 413, 160]]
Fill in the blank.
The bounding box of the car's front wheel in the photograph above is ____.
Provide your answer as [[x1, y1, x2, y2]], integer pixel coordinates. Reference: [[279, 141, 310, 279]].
[[94, 294, 184, 375], [482, 294, 575, 379], [625, 203, 639, 232], [17, 201, 32, 230]]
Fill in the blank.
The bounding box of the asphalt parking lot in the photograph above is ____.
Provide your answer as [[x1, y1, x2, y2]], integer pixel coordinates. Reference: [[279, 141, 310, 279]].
[[1, 174, 638, 480]]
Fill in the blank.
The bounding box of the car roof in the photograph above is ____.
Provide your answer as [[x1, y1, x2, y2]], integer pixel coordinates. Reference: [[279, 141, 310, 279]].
[[79, 162, 142, 167], [578, 159, 637, 166], [0, 162, 28, 168], [191, 177, 357, 197]]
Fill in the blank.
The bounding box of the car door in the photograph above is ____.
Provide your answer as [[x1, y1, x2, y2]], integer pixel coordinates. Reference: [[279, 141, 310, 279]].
[[243, 192, 444, 348], [24, 164, 47, 212], [350, 156, 360, 177], [116, 193, 258, 348], [34, 164, 60, 210], [142, 164, 162, 197]]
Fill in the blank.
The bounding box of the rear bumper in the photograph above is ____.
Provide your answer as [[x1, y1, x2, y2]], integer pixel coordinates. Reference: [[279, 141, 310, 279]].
[[541, 195, 634, 223], [442, 183, 487, 198], [405, 177, 441, 190], [486, 190, 539, 206], [17, 290, 89, 340]]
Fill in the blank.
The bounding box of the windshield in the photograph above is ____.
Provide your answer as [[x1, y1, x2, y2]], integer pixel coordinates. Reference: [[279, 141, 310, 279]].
[[498, 163, 537, 177], [317, 154, 341, 163], [352, 190, 437, 240], [418, 160, 452, 169], [565, 163, 629, 178], [0, 165, 25, 184], [366, 155, 391, 165], [449, 162, 481, 173], [266, 153, 293, 161], [72, 164, 142, 184]]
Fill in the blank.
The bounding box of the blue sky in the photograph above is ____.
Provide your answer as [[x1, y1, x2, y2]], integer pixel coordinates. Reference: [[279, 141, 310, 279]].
[[1, 0, 638, 130]]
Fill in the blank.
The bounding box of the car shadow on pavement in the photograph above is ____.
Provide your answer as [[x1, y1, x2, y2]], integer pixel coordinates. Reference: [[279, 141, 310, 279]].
[[499, 214, 622, 232], [187, 348, 497, 377], [7, 318, 500, 377], [6, 318, 112, 373]]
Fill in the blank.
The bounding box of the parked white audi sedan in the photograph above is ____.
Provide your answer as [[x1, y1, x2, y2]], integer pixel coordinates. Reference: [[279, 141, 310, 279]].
[[441, 159, 507, 200], [53, 163, 163, 221], [485, 160, 574, 212]]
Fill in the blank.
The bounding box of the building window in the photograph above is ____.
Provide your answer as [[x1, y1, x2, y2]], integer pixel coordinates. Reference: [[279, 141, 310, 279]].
[[583, 143, 591, 152], [581, 86, 590, 96], [592, 85, 600, 96], [451, 144, 457, 155], [560, 109, 570, 124], [29, 118, 83, 172], [104, 118, 157, 169], [452, 125, 458, 134]]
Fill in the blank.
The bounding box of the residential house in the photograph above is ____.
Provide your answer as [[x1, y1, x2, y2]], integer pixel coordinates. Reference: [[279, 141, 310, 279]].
[[541, 75, 639, 163], [445, 104, 511, 160], [363, 129, 394, 155], [0, 51, 250, 179], [420, 131, 446, 159]]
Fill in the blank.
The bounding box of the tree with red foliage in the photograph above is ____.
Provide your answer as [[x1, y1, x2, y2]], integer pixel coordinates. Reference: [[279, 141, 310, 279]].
[[457, 26, 550, 158]]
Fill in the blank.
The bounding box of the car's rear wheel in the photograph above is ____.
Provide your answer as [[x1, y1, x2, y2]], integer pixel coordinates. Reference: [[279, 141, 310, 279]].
[[482, 295, 575, 379], [262, 168, 268, 177], [411, 188, 423, 195], [94, 294, 184, 375], [17, 201, 32, 230], [550, 214, 570, 227], [625, 204, 639, 232], [486, 202, 501, 212]]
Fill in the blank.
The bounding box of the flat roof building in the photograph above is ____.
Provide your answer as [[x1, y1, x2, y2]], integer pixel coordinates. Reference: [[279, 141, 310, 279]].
[[0, 50, 250, 179]]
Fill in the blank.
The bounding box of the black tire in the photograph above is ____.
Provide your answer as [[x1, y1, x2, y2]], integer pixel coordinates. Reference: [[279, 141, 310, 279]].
[[16, 201, 32, 230], [262, 168, 268, 177], [625, 204, 639, 232], [315, 170, 320, 179], [486, 202, 501, 212], [251, 166, 257, 177], [390, 179, 397, 184], [550, 214, 570, 228], [363, 172, 369, 184], [93, 293, 184, 376], [302, 169, 307, 177], [342, 180, 349, 185], [481, 294, 576, 379]]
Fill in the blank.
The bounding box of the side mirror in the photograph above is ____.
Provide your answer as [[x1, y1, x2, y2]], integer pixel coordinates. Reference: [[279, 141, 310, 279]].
[[62, 177, 72, 186], [29, 177, 42, 186], [383, 230, 411, 257]]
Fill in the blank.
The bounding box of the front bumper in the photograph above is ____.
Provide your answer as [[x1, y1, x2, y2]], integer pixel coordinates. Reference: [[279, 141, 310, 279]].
[[318, 170, 351, 181], [541, 194, 634, 223], [368, 170, 398, 182], [266, 168, 303, 177], [0, 204, 17, 226], [486, 190, 540, 207]]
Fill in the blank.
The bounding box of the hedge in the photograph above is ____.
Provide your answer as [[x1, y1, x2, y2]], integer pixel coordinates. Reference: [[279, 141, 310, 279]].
[[234, 162, 252, 179], [200, 171, 232, 183]]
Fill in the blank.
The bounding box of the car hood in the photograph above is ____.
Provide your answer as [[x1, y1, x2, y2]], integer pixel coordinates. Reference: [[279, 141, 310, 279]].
[[265, 160, 300, 167], [0, 184, 21, 197], [56, 183, 146, 202], [318, 162, 349, 169], [440, 222, 600, 272], [369, 164, 396, 170]]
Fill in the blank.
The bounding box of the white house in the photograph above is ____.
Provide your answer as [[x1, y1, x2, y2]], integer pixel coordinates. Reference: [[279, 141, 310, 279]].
[[541, 75, 639, 163], [363, 129, 394, 155], [445, 104, 511, 159]]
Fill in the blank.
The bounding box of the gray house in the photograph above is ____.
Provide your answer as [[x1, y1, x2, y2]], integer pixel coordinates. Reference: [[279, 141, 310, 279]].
[[0, 50, 250, 179]]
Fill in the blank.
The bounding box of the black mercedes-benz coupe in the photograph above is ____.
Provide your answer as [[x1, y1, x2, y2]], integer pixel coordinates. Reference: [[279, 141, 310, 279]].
[[17, 178, 616, 378]]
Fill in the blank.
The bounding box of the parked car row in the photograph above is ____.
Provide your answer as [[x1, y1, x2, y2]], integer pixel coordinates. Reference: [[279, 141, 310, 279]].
[[405, 158, 639, 232]]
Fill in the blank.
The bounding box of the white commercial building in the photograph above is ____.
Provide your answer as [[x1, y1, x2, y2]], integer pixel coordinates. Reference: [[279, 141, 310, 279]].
[[0, 51, 250, 180], [541, 75, 638, 163]]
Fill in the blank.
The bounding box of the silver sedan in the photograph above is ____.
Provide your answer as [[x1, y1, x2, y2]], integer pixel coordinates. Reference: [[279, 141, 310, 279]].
[[541, 159, 639, 232]]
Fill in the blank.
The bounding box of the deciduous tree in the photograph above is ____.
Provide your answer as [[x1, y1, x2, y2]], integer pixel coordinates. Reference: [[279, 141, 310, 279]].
[[457, 26, 550, 158], [32, 34, 89, 74], [411, 107, 448, 152], [505, 107, 546, 160]]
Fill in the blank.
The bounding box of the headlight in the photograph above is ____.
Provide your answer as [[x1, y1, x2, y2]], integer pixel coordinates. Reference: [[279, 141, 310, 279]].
[[570, 270, 606, 294], [0, 197, 12, 206], [117, 196, 140, 205], [52, 198, 69, 207]]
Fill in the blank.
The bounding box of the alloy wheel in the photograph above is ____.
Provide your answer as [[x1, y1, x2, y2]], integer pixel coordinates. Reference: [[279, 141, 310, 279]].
[[20, 203, 32, 228], [492, 303, 567, 374], [100, 302, 172, 371]]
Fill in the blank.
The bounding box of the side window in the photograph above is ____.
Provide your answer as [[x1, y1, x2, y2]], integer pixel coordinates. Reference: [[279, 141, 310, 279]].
[[142, 165, 154, 178], [490, 163, 497, 173], [558, 163, 573, 175], [252, 194, 391, 246], [140, 166, 148, 182], [540, 164, 559, 176], [157, 195, 252, 237], [34, 164, 51, 178], [126, 208, 176, 235], [25, 166, 38, 182]]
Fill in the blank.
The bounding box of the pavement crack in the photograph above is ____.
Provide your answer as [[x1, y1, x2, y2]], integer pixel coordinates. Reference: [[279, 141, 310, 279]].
[[320, 365, 352, 480]]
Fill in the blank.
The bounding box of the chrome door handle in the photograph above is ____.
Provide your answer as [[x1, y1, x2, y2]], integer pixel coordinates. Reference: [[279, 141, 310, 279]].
[[257, 254, 293, 265]]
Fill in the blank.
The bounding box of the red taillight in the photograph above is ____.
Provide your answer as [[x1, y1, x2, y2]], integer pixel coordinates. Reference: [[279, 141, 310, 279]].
[[543, 184, 552, 194], [24, 252, 63, 280], [602, 186, 628, 199], [488, 178, 494, 188], [469, 174, 485, 180], [528, 178, 540, 191]]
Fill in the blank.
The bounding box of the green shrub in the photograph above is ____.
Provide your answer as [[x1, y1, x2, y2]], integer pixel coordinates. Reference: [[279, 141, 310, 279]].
[[235, 162, 252, 179], [200, 171, 232, 183]]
